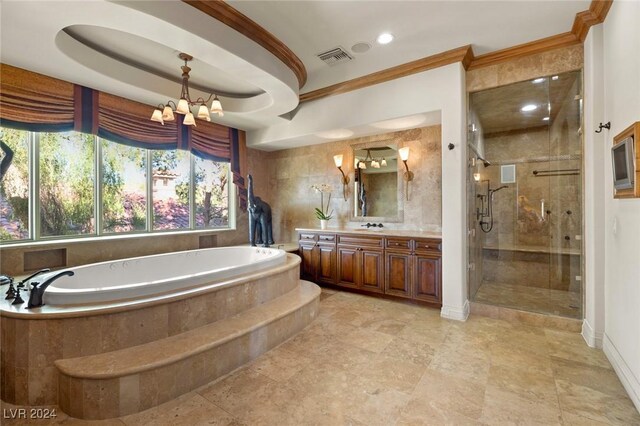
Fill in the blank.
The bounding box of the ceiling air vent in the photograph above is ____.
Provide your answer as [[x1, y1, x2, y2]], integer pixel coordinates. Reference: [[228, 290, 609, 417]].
[[317, 47, 353, 67]]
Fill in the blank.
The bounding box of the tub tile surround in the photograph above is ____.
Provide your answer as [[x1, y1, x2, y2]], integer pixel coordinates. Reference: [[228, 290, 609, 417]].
[[0, 254, 320, 419], [259, 125, 443, 243], [2, 290, 638, 425]]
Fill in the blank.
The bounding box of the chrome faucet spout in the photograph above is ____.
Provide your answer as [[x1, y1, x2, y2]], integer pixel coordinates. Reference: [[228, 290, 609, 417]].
[[27, 270, 74, 309]]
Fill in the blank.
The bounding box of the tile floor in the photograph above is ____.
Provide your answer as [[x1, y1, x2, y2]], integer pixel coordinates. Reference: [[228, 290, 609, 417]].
[[2, 288, 639, 425], [473, 281, 582, 319]]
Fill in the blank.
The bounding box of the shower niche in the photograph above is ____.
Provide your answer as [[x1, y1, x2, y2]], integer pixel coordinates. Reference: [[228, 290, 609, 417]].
[[467, 70, 583, 319]]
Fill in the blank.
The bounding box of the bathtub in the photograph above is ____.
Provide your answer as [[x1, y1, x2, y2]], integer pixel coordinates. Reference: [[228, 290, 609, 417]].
[[37, 246, 286, 306]]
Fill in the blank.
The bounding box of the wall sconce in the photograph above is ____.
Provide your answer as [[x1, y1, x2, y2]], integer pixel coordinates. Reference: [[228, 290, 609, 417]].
[[473, 173, 481, 182], [333, 154, 349, 201], [399, 147, 414, 200]]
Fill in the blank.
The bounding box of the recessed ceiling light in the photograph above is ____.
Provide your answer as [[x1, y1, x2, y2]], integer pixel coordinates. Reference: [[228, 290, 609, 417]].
[[376, 33, 394, 45], [532, 78, 545, 84], [542, 117, 550, 121], [521, 104, 537, 112], [552, 75, 559, 80]]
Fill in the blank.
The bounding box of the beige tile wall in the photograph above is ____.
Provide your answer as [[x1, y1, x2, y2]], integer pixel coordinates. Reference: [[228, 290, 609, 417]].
[[255, 125, 443, 243], [467, 44, 584, 92]]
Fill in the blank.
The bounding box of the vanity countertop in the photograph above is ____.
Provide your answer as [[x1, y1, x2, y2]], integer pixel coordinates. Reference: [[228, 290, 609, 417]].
[[295, 227, 442, 239]]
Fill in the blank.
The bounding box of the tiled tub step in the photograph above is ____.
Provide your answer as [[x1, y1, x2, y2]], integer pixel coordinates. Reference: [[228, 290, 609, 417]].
[[54, 280, 320, 420]]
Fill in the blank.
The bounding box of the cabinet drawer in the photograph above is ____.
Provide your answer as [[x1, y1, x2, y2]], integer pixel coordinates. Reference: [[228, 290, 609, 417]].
[[385, 238, 412, 251], [414, 239, 442, 253], [317, 234, 336, 243], [299, 233, 317, 242], [337, 235, 383, 247]]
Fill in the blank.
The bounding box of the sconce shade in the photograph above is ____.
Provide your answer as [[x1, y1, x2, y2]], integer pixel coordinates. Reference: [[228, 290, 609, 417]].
[[183, 112, 197, 126], [333, 154, 343, 168], [381, 158, 387, 167], [473, 173, 481, 181], [176, 98, 190, 114], [150, 109, 164, 125], [371, 160, 380, 168], [399, 147, 410, 161], [359, 161, 367, 169], [162, 106, 175, 122], [197, 104, 211, 121]]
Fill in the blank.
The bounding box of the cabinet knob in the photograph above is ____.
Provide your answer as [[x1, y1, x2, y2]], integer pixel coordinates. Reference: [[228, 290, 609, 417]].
[[395, 243, 400, 246], [424, 245, 430, 249]]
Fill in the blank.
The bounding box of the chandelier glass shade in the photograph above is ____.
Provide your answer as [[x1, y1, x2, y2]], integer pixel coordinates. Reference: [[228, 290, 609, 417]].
[[150, 53, 224, 127]]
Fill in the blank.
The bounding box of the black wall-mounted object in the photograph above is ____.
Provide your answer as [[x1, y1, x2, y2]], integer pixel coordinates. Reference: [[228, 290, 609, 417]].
[[448, 143, 455, 150], [595, 122, 611, 133]]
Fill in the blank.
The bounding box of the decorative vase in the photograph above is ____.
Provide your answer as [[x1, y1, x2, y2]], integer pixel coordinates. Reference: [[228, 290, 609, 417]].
[[320, 219, 328, 230]]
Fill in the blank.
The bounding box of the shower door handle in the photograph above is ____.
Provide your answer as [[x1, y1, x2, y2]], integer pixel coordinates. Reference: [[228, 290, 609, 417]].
[[541, 199, 545, 220]]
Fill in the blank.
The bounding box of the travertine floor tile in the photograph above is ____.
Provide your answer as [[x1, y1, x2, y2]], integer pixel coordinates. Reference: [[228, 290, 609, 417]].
[[550, 357, 628, 398], [121, 392, 239, 426], [336, 328, 393, 353], [480, 385, 563, 425], [555, 379, 640, 425], [6, 289, 639, 424], [407, 369, 486, 421], [247, 345, 313, 383]]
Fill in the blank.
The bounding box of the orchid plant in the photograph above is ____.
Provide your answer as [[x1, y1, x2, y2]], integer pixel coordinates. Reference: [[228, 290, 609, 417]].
[[311, 183, 333, 220]]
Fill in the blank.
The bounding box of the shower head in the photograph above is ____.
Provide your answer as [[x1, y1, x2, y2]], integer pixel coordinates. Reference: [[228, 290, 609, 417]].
[[476, 156, 491, 167]]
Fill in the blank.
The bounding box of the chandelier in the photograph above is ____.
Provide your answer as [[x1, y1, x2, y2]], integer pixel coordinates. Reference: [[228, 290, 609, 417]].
[[150, 53, 223, 127], [357, 148, 388, 169]]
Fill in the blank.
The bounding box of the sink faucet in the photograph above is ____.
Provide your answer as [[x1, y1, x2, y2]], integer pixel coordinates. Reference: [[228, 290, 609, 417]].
[[27, 270, 74, 309], [361, 223, 384, 228]]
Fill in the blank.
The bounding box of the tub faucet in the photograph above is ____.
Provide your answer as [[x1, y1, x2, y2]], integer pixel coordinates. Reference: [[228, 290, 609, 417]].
[[27, 271, 74, 309], [17, 268, 50, 288]]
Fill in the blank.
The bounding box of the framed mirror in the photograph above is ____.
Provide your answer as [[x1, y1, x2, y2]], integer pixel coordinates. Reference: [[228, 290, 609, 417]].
[[351, 141, 403, 222]]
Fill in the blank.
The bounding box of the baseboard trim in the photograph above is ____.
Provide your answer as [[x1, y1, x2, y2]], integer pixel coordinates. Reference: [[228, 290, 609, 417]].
[[441, 299, 470, 321], [603, 333, 640, 413], [581, 319, 603, 348]]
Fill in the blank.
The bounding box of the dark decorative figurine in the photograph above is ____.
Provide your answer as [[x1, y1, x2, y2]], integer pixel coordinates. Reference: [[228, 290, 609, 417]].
[[247, 174, 274, 247]]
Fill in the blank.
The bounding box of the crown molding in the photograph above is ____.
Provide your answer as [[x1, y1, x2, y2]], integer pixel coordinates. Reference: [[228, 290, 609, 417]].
[[299, 45, 472, 103], [182, 0, 307, 89], [466, 32, 580, 70], [572, 0, 613, 42]]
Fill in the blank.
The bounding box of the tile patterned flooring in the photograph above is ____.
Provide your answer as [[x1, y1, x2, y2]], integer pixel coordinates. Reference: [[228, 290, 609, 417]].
[[2, 288, 639, 425], [473, 281, 582, 319]]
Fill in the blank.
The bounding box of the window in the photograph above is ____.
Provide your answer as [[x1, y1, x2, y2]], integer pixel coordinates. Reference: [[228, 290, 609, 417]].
[[0, 127, 233, 244], [0, 128, 30, 241], [39, 132, 95, 237], [195, 157, 229, 228], [102, 140, 147, 233], [151, 150, 191, 230]]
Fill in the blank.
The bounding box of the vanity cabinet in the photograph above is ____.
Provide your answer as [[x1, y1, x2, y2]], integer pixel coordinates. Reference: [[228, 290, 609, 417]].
[[336, 235, 384, 293], [384, 237, 442, 303], [298, 233, 337, 285], [298, 231, 442, 306]]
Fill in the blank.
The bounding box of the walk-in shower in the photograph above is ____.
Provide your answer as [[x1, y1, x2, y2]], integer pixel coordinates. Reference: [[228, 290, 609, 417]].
[[467, 70, 583, 319]]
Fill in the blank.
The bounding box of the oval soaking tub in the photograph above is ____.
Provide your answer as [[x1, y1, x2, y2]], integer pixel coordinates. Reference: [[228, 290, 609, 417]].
[[39, 246, 286, 305]]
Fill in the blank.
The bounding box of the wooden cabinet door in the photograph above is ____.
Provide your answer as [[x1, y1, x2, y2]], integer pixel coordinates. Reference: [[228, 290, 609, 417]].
[[413, 254, 441, 303], [299, 243, 316, 281], [360, 249, 384, 293], [384, 251, 412, 298], [337, 246, 359, 288], [316, 243, 337, 285]]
